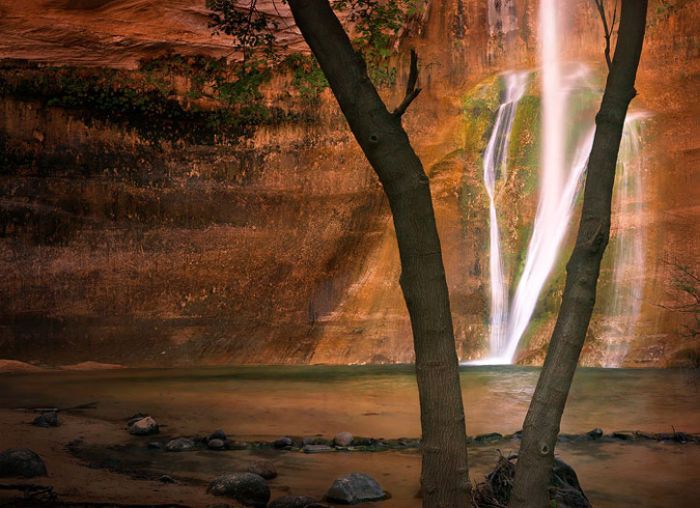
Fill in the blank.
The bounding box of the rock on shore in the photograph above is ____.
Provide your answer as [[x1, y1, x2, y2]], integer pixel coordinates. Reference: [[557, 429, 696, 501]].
[[208, 472, 270, 507], [0, 448, 47, 478]]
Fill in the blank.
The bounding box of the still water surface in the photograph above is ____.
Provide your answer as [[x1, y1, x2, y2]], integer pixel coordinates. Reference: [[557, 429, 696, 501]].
[[1, 365, 698, 507]]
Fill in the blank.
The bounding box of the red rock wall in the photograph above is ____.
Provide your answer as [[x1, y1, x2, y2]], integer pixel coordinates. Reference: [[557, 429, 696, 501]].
[[0, 0, 697, 366]]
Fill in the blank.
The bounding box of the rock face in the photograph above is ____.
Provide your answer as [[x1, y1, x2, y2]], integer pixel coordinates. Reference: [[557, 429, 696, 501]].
[[0, 448, 47, 478], [128, 416, 159, 436], [207, 472, 270, 507], [326, 473, 386, 504], [0, 0, 697, 368]]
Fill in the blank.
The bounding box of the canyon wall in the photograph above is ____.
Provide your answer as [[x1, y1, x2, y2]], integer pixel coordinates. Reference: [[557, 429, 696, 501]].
[[0, 0, 698, 367]]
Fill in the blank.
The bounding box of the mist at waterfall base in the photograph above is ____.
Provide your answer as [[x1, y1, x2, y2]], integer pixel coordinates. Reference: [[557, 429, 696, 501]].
[[469, 2, 647, 366]]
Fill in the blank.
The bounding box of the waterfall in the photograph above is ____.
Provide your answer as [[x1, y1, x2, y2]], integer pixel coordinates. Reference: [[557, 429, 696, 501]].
[[600, 113, 647, 367], [483, 72, 529, 358], [466, 0, 647, 365]]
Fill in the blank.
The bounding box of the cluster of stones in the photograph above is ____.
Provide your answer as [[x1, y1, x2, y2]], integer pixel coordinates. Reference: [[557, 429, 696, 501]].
[[126, 415, 700, 453], [207, 471, 387, 507], [123, 418, 388, 506]]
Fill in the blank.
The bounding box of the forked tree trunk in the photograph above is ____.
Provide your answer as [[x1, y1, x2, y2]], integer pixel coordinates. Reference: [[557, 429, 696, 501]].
[[509, 1, 648, 506], [287, 1, 471, 507]]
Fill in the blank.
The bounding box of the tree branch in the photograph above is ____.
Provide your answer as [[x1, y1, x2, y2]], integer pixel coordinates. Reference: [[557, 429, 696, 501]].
[[594, 0, 615, 70], [392, 48, 422, 118]]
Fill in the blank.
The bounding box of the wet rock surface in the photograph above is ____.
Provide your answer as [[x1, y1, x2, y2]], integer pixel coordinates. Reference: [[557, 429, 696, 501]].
[[326, 472, 386, 504], [303, 444, 334, 454], [207, 438, 226, 450], [333, 431, 353, 447], [207, 472, 270, 507], [127, 416, 159, 436], [208, 429, 227, 441], [165, 437, 196, 452], [32, 411, 59, 428], [247, 460, 277, 480], [274, 436, 294, 449], [0, 448, 48, 478], [474, 432, 503, 444]]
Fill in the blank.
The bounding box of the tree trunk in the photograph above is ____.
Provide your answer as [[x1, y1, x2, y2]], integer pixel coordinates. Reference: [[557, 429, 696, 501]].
[[287, 1, 471, 507], [509, 1, 648, 507]]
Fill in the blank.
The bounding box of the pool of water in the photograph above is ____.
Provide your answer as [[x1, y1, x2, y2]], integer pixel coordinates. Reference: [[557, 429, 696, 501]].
[[2, 365, 698, 439], [1, 365, 698, 507]]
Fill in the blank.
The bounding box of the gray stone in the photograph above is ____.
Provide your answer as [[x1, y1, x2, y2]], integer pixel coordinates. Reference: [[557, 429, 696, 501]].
[[227, 440, 249, 450], [128, 416, 159, 436], [208, 438, 226, 450], [302, 436, 330, 446], [474, 432, 503, 444], [612, 430, 636, 441], [209, 429, 227, 441], [165, 437, 196, 452], [0, 448, 47, 478], [326, 472, 386, 504], [207, 472, 270, 507], [587, 428, 604, 439], [334, 431, 354, 447], [147, 441, 162, 449], [268, 495, 318, 508], [302, 444, 334, 454], [32, 411, 59, 428], [273, 436, 294, 449], [247, 460, 277, 479], [159, 474, 177, 484]]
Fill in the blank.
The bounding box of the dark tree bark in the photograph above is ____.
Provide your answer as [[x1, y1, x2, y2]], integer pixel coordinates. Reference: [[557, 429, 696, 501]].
[[509, 1, 648, 506], [287, 1, 471, 507]]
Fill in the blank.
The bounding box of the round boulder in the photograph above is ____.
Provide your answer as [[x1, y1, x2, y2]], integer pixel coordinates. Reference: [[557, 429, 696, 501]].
[[247, 460, 277, 480], [268, 495, 318, 508], [326, 472, 386, 504], [0, 448, 47, 478], [207, 472, 270, 507], [208, 438, 226, 450], [33, 411, 59, 428], [334, 432, 353, 447], [587, 428, 604, 440], [273, 436, 294, 449], [165, 437, 196, 452], [209, 429, 227, 441], [128, 416, 159, 436]]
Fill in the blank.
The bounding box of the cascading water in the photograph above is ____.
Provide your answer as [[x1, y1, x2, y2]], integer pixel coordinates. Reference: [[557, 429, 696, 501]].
[[482, 72, 529, 358], [470, 0, 646, 365], [600, 113, 647, 367]]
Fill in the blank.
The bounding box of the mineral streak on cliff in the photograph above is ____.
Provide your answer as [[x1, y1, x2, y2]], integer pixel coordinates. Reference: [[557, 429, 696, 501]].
[[0, 0, 698, 367]]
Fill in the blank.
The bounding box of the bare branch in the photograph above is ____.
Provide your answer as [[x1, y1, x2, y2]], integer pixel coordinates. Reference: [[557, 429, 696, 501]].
[[392, 49, 422, 118], [594, 0, 613, 70]]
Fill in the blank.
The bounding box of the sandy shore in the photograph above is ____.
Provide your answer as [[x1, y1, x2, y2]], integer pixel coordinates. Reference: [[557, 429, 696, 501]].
[[0, 409, 217, 506]]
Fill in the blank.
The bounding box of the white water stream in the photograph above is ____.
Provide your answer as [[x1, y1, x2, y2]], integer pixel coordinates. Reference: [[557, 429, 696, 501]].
[[472, 0, 646, 365], [483, 71, 529, 357]]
